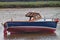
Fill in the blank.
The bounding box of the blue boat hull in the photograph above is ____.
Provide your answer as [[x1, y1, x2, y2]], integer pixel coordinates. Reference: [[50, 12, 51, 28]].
[[4, 21, 58, 33]]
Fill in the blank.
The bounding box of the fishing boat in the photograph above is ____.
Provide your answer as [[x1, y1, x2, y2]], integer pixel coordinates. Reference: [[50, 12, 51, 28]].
[[3, 12, 59, 34]]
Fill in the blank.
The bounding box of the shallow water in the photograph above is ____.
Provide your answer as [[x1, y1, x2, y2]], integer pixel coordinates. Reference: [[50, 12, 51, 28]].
[[4, 33, 58, 40], [0, 7, 60, 40]]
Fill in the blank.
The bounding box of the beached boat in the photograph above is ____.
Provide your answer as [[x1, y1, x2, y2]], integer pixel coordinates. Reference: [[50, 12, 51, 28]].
[[3, 12, 59, 34]]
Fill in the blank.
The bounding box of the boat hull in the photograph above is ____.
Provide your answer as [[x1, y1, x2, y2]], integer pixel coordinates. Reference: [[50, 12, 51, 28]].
[[4, 21, 58, 33], [6, 27, 56, 33]]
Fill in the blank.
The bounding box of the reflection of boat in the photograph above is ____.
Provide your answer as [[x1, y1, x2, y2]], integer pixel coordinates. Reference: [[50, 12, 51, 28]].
[[3, 12, 59, 34], [6, 33, 56, 39]]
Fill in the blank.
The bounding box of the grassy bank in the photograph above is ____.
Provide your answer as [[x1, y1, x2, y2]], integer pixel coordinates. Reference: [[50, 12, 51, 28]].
[[0, 1, 60, 8]]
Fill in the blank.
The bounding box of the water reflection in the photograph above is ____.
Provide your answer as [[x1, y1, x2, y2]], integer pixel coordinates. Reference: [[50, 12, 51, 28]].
[[4, 32, 58, 40]]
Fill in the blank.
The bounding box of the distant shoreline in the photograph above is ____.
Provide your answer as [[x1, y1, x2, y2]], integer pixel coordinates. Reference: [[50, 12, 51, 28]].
[[0, 1, 60, 8], [0, 6, 60, 8], [0, 7, 60, 9]]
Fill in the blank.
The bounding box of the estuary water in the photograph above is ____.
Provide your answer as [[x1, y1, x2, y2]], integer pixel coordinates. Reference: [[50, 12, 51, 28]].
[[0, 7, 60, 40]]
